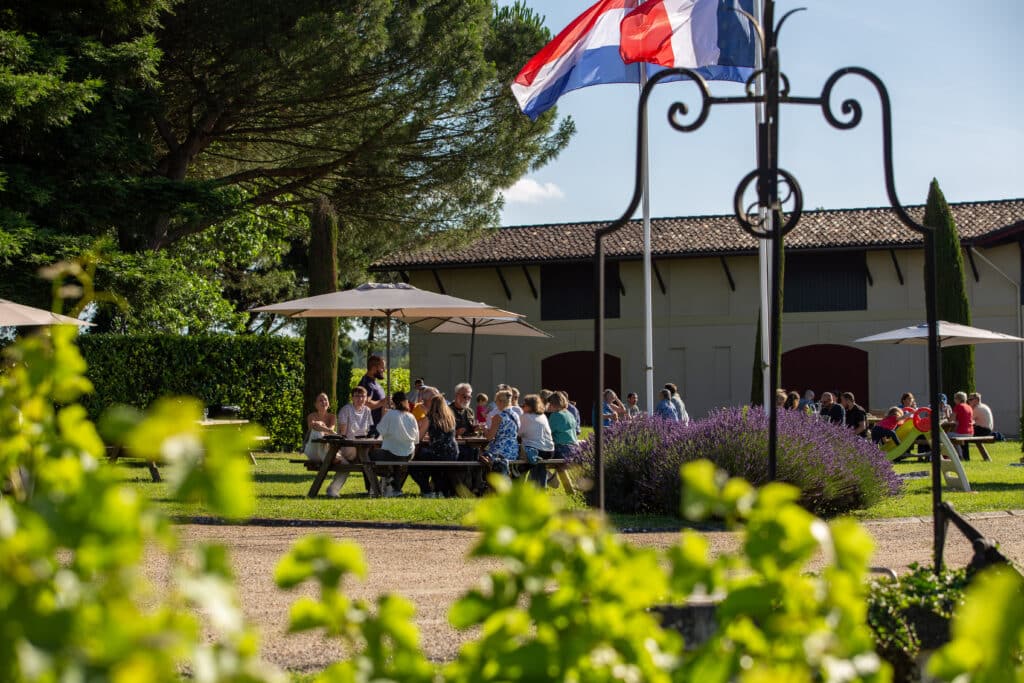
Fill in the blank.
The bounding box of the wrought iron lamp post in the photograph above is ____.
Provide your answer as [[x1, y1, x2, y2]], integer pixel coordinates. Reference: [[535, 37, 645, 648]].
[[592, 0, 949, 567]]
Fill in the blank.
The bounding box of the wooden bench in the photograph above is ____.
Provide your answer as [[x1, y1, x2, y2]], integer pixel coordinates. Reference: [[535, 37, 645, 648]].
[[947, 435, 994, 462], [292, 456, 575, 497]]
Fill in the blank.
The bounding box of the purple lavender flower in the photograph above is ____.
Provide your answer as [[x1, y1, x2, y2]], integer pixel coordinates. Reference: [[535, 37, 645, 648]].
[[571, 408, 902, 517]]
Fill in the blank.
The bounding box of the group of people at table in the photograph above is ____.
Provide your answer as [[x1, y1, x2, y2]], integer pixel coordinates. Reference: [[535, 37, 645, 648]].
[[778, 387, 999, 458], [303, 355, 579, 498]]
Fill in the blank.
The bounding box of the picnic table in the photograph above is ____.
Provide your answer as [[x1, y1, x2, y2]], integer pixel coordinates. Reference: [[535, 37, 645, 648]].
[[108, 418, 256, 481], [304, 435, 573, 498]]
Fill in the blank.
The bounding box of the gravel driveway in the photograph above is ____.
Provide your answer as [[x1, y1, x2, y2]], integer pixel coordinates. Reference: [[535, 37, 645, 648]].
[[148, 512, 1024, 673]]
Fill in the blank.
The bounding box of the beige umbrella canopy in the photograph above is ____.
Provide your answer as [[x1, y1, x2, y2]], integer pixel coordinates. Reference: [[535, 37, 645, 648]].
[[252, 283, 524, 395], [855, 321, 1024, 347], [0, 299, 92, 327], [405, 316, 551, 384]]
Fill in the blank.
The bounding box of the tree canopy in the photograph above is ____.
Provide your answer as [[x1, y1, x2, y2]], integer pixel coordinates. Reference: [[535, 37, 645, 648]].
[[0, 0, 572, 331]]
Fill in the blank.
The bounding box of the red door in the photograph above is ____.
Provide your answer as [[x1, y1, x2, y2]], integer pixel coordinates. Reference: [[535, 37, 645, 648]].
[[541, 351, 621, 426], [782, 344, 869, 408]]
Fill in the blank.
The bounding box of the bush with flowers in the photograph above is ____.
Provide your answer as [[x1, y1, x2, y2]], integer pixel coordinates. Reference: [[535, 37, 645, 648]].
[[571, 407, 902, 516]]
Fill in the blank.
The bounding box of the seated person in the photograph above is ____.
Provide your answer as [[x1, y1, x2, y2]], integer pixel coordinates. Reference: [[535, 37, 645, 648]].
[[871, 406, 904, 445], [967, 392, 999, 439], [322, 386, 374, 498], [369, 391, 419, 497], [475, 393, 489, 426], [949, 391, 974, 460], [415, 388, 459, 498], [483, 389, 519, 477], [520, 394, 555, 488], [303, 392, 337, 463]]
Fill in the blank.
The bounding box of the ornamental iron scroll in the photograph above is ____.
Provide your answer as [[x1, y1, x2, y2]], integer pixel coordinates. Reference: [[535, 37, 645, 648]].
[[592, 0, 949, 568]]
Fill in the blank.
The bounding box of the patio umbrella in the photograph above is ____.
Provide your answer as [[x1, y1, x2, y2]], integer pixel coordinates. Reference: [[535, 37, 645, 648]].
[[855, 320, 1024, 346], [405, 316, 551, 384], [252, 283, 523, 396], [0, 299, 92, 327]]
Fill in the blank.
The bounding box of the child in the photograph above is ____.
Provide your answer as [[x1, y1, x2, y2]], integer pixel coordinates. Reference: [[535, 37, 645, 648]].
[[475, 393, 489, 425], [871, 406, 904, 445]]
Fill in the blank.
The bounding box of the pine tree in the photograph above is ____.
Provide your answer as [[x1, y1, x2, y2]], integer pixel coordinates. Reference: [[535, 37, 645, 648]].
[[924, 179, 974, 395]]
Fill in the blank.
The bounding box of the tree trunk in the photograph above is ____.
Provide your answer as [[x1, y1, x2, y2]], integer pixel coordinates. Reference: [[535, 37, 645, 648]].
[[304, 196, 339, 417]]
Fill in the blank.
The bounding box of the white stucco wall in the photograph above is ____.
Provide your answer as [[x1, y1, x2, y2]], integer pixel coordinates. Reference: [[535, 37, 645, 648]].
[[405, 242, 1022, 434]]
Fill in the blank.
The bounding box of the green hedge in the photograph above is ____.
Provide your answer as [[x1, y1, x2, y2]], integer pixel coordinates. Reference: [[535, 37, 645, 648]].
[[77, 334, 305, 451]]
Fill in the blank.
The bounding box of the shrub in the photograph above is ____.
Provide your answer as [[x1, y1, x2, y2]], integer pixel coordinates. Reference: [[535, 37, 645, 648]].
[[867, 563, 969, 683], [571, 407, 902, 516], [346, 366, 410, 396], [77, 334, 305, 450]]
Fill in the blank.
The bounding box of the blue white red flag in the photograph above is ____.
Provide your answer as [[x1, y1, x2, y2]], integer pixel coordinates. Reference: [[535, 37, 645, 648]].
[[511, 0, 642, 121], [511, 0, 754, 121], [620, 0, 756, 80]]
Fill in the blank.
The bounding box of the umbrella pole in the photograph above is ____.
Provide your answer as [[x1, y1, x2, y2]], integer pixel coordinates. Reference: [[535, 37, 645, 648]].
[[468, 325, 476, 385], [386, 315, 392, 400]]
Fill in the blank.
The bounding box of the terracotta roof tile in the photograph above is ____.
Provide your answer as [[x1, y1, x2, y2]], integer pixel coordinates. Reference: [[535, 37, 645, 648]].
[[374, 198, 1024, 270]]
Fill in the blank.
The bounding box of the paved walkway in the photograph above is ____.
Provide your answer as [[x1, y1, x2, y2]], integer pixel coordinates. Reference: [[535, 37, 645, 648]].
[[148, 512, 1024, 672]]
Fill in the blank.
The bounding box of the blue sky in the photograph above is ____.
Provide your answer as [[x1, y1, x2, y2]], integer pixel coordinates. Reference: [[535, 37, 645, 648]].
[[499, 0, 1023, 227]]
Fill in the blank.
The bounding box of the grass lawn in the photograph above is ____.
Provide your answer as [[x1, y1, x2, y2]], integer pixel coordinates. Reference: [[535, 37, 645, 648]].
[[114, 452, 590, 525], [113, 439, 1022, 528], [852, 439, 1024, 519]]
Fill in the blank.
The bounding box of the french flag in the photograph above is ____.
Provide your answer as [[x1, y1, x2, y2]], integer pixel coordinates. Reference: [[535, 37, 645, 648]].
[[620, 0, 756, 80], [511, 0, 754, 121], [512, 0, 646, 121]]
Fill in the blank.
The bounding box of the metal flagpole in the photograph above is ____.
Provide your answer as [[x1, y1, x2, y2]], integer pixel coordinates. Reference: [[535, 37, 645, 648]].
[[639, 60, 655, 415], [754, 0, 772, 409]]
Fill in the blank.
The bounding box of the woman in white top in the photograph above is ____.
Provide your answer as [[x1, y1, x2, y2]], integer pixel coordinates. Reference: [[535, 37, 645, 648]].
[[323, 386, 374, 498], [336, 386, 374, 454], [370, 391, 419, 497], [520, 394, 555, 488], [304, 392, 337, 464]]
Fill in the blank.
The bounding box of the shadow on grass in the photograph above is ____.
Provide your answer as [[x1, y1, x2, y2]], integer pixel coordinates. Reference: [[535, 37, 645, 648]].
[[254, 473, 312, 484]]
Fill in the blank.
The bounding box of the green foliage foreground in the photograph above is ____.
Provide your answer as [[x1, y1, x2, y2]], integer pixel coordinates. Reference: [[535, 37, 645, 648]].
[[2, 330, 1022, 682]]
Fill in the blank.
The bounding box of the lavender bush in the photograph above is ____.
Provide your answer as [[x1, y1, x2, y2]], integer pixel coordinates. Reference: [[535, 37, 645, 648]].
[[571, 407, 902, 516]]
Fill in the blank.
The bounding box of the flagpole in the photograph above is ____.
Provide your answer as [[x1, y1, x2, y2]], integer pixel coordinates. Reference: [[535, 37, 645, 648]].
[[639, 61, 655, 415], [754, 0, 772, 409]]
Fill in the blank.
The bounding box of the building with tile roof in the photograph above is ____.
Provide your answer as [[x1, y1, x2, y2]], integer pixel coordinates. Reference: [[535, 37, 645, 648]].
[[372, 198, 1024, 432]]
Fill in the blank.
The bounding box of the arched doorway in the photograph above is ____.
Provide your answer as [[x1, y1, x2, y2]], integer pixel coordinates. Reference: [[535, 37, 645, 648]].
[[782, 344, 869, 408], [541, 351, 621, 426]]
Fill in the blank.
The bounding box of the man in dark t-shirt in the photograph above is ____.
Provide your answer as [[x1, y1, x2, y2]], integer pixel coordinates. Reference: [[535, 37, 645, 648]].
[[819, 392, 845, 425], [841, 391, 868, 437], [357, 354, 387, 435], [449, 382, 478, 437], [449, 382, 484, 495]]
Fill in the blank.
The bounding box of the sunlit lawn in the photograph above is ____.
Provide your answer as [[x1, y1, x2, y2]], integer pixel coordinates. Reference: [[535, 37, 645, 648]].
[[852, 440, 1024, 520], [113, 438, 1022, 528]]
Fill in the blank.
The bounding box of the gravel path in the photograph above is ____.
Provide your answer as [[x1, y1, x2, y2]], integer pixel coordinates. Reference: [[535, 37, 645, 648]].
[[148, 512, 1024, 673]]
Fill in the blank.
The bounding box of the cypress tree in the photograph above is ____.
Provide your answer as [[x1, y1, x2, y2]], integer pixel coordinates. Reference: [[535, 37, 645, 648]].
[[924, 179, 974, 395], [304, 196, 340, 417]]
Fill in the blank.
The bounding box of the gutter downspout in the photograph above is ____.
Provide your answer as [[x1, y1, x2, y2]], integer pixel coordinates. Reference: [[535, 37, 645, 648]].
[[969, 246, 1023, 431]]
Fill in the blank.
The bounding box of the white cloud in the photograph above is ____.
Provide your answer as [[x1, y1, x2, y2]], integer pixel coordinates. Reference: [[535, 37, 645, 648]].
[[502, 178, 565, 205]]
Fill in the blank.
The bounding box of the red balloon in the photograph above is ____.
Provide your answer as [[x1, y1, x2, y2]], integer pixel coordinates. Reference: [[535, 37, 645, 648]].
[[913, 406, 932, 433]]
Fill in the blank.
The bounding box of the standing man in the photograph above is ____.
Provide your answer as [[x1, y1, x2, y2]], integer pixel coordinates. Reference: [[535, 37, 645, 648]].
[[967, 392, 995, 437], [413, 377, 436, 405], [625, 392, 641, 418], [358, 354, 388, 437], [819, 392, 845, 425], [840, 392, 868, 438]]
